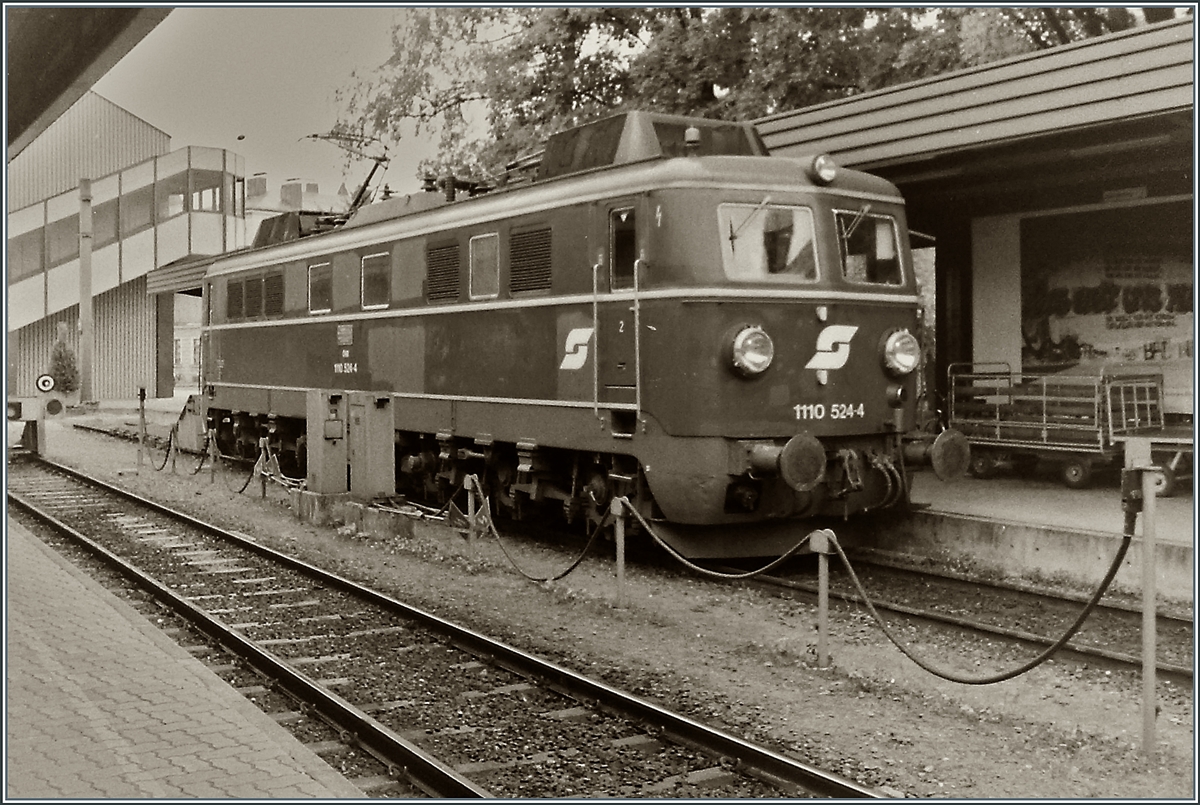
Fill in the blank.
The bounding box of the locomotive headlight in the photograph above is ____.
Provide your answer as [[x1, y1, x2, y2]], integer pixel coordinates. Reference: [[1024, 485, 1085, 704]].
[[807, 154, 837, 185], [730, 325, 775, 377], [882, 329, 921, 376]]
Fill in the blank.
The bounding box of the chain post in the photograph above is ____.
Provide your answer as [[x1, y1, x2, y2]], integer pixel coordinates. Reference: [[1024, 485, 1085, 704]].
[[611, 498, 627, 608], [809, 528, 835, 668]]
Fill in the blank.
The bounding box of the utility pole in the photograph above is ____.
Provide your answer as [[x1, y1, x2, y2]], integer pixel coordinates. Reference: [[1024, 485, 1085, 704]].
[[78, 178, 94, 402]]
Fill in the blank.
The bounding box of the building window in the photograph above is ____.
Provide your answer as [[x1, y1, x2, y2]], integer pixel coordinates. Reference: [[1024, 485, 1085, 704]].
[[7, 228, 44, 282], [469, 233, 499, 300], [174, 338, 181, 364], [191, 169, 224, 213], [233, 176, 245, 217], [361, 252, 390, 309], [309, 262, 332, 313], [92, 199, 119, 248], [193, 338, 201, 367], [156, 171, 188, 222], [120, 184, 154, 236], [46, 214, 79, 266]]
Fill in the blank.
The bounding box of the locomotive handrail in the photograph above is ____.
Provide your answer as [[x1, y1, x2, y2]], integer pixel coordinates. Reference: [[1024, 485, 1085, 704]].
[[591, 261, 601, 417], [633, 256, 644, 417]]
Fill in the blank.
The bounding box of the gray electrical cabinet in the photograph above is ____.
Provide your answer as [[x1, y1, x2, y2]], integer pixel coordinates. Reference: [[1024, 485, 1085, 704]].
[[348, 391, 395, 499], [306, 389, 348, 494]]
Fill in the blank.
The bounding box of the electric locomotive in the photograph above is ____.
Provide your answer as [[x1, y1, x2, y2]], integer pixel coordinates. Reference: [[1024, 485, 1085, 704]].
[[202, 111, 960, 557]]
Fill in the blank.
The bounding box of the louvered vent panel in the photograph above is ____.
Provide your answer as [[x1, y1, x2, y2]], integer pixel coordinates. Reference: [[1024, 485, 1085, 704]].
[[509, 228, 553, 293], [426, 244, 460, 301], [244, 277, 264, 317], [226, 281, 244, 319], [264, 273, 284, 316]]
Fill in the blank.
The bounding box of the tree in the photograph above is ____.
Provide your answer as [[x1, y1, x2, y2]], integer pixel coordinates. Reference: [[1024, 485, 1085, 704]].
[[48, 339, 79, 394], [336, 7, 1173, 182]]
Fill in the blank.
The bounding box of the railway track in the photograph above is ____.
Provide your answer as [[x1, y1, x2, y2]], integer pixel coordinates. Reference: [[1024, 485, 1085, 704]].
[[7, 456, 879, 799], [728, 556, 1193, 684]]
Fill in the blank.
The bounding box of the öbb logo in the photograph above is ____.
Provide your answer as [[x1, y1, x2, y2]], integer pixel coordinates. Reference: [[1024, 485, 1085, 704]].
[[559, 327, 594, 370], [805, 325, 859, 371]]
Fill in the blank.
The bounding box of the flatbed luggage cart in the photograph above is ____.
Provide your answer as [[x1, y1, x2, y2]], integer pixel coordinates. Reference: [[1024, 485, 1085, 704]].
[[947, 363, 1193, 495]]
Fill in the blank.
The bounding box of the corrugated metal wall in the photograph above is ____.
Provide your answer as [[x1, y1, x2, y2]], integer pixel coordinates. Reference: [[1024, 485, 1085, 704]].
[[7, 92, 169, 212], [12, 277, 156, 399]]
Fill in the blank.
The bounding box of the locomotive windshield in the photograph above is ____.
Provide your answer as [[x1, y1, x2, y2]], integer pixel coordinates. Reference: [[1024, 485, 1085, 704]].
[[835, 207, 903, 286], [718, 203, 818, 281]]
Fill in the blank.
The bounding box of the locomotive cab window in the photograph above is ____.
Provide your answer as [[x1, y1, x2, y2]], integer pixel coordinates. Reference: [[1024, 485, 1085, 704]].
[[610, 208, 637, 290], [469, 233, 499, 300], [309, 262, 332, 313], [361, 252, 390, 309], [836, 208, 902, 286], [718, 203, 817, 281]]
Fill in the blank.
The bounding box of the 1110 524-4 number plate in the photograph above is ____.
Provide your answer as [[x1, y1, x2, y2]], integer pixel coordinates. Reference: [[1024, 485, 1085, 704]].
[[793, 402, 864, 421]]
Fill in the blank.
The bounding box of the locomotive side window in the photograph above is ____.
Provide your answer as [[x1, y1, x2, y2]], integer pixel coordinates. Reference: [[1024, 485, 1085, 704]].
[[308, 262, 332, 313], [610, 208, 637, 290], [835, 208, 902, 286], [469, 233, 500, 300], [718, 203, 817, 281], [361, 252, 390, 309]]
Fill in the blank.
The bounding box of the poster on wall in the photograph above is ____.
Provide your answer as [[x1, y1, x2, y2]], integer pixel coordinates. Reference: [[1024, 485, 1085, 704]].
[[1021, 204, 1193, 415]]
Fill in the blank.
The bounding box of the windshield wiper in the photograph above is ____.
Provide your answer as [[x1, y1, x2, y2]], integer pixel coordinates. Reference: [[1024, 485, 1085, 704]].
[[727, 195, 773, 252], [840, 203, 872, 243]]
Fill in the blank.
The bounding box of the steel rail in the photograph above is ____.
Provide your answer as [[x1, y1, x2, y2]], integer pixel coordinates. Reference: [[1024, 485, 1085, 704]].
[[8, 488, 488, 799], [15, 457, 881, 798]]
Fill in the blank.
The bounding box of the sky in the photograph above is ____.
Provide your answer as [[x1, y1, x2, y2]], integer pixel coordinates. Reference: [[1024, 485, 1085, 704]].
[[93, 5, 437, 199]]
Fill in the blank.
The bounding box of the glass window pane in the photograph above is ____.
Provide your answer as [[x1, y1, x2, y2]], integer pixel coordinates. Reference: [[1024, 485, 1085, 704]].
[[362, 252, 391, 308], [309, 263, 332, 312], [7, 228, 44, 281], [718, 203, 817, 282], [92, 199, 119, 248], [156, 171, 188, 221], [837, 210, 902, 286], [191, 169, 224, 213], [120, 185, 154, 235], [610, 208, 637, 289], [469, 234, 499, 299], [46, 215, 79, 265]]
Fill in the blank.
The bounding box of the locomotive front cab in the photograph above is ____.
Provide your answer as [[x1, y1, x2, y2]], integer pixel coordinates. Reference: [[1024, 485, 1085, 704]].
[[633, 153, 926, 527]]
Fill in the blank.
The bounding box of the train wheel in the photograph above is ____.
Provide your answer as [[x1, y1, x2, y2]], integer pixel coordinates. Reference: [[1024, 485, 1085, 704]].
[[968, 451, 998, 479], [1060, 457, 1093, 490]]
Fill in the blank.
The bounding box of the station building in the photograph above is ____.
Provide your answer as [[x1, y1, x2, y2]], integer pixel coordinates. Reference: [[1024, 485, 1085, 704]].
[[757, 15, 1195, 420], [6, 91, 247, 399], [6, 91, 350, 400]]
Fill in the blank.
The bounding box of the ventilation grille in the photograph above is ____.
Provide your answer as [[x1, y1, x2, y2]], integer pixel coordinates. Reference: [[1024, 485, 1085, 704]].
[[264, 273, 284, 316], [426, 244, 460, 301], [509, 228, 552, 293], [244, 277, 263, 317], [226, 281, 244, 319]]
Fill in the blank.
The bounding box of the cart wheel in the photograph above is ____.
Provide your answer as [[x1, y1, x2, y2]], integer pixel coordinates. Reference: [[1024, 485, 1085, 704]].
[[1152, 465, 1177, 498], [1060, 458, 1093, 490], [969, 451, 998, 479]]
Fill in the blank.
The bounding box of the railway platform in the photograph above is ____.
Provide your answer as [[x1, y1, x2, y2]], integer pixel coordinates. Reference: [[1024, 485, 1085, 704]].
[[4, 516, 364, 799]]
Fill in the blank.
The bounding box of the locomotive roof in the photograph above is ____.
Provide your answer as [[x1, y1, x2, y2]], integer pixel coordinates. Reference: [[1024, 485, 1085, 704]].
[[203, 152, 902, 279]]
